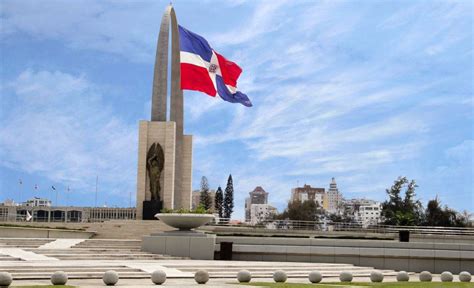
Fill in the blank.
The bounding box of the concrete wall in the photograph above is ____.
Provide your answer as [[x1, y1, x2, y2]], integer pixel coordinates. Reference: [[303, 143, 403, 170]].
[[0, 226, 94, 239], [180, 135, 193, 209], [142, 233, 216, 260], [214, 236, 474, 273]]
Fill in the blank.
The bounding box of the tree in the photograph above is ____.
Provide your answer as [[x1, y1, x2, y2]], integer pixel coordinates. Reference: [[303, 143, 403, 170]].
[[424, 197, 470, 227], [214, 186, 224, 218], [223, 174, 234, 220], [276, 200, 323, 222], [199, 176, 212, 211], [381, 176, 423, 226]]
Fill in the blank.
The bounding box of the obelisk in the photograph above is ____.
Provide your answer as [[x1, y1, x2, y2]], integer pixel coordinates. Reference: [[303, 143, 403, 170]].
[[136, 5, 193, 220]]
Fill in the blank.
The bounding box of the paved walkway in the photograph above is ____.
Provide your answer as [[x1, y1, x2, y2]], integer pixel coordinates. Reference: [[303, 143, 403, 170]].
[[38, 238, 85, 249], [0, 247, 58, 261]]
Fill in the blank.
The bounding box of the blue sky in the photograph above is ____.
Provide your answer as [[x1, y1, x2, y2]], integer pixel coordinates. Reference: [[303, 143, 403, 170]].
[[0, 0, 472, 220]]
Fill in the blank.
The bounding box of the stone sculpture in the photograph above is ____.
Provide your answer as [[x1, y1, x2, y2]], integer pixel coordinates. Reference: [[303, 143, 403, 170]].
[[147, 142, 165, 202]]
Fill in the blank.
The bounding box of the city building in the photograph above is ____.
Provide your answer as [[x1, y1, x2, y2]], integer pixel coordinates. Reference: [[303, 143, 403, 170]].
[[191, 189, 216, 211], [249, 204, 277, 225], [291, 184, 325, 207], [326, 178, 343, 214], [24, 197, 52, 207], [0, 199, 16, 206], [343, 198, 382, 227], [0, 197, 136, 222], [245, 186, 269, 222]]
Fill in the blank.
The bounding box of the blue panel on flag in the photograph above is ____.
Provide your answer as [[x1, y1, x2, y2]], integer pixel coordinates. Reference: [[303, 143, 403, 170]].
[[179, 25, 213, 62], [216, 75, 252, 107]]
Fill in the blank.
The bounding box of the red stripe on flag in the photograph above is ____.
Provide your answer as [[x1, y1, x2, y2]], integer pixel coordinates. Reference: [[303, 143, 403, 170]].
[[215, 52, 242, 87], [181, 63, 217, 96]]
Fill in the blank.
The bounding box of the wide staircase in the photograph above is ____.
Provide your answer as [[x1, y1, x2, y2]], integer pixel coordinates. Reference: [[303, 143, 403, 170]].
[[25, 239, 185, 261], [0, 220, 173, 239], [0, 238, 186, 279], [0, 238, 54, 248]]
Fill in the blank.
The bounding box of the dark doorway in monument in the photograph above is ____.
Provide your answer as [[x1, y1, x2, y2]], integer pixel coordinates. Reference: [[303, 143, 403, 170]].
[[67, 210, 82, 222], [52, 210, 65, 222], [34, 210, 49, 222]]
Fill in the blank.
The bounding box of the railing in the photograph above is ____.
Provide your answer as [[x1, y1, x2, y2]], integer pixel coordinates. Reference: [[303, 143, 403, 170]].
[[206, 218, 474, 236]]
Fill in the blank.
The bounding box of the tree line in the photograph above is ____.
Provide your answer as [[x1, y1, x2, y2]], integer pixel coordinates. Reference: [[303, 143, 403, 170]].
[[199, 174, 234, 220], [381, 176, 471, 227], [274, 176, 471, 228]]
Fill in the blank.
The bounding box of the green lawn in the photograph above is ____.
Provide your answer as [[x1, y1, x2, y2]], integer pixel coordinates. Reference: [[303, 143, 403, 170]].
[[243, 282, 474, 288]]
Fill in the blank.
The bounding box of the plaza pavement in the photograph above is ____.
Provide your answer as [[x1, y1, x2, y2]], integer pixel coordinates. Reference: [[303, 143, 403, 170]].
[[1, 238, 441, 287]]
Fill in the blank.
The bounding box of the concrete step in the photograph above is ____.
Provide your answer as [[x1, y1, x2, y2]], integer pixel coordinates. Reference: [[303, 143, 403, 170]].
[[33, 252, 149, 255], [0, 256, 22, 261], [48, 256, 183, 260], [26, 248, 142, 252], [5, 267, 143, 272], [71, 246, 142, 249]]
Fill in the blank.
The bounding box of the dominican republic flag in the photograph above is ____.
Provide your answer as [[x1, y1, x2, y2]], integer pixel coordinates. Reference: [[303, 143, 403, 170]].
[[179, 25, 252, 107]]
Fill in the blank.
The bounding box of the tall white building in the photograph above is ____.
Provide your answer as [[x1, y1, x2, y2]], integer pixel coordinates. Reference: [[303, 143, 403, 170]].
[[249, 204, 277, 225], [245, 186, 269, 222], [344, 199, 382, 227], [326, 178, 343, 214]]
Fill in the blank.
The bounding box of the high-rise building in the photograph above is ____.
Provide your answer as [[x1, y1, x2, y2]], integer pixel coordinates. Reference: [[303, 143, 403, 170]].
[[245, 186, 269, 222], [249, 204, 277, 225], [343, 198, 382, 227], [326, 178, 343, 214], [291, 184, 325, 207]]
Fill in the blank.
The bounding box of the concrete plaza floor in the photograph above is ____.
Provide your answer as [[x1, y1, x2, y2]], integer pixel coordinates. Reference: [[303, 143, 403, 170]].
[[2, 238, 466, 287]]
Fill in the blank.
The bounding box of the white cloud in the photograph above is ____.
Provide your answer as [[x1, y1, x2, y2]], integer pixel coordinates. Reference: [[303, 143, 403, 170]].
[[0, 69, 137, 199], [1, 0, 161, 62], [210, 0, 290, 46]]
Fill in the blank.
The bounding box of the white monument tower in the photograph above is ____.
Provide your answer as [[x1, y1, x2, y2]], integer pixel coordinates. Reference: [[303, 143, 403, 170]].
[[136, 5, 192, 219]]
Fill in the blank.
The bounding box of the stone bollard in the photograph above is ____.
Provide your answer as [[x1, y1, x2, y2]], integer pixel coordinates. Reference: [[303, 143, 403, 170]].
[[459, 271, 472, 282], [0, 272, 13, 287], [339, 271, 353, 282], [151, 270, 167, 285], [308, 271, 322, 283], [419, 271, 432, 282], [236, 270, 251, 283], [370, 271, 384, 283], [103, 270, 119, 286], [194, 270, 209, 284], [440, 271, 453, 282], [273, 270, 287, 283], [396, 271, 409, 282], [51, 271, 68, 285]]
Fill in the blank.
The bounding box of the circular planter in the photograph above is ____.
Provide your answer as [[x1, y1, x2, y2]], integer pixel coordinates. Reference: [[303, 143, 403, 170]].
[[154, 213, 215, 230]]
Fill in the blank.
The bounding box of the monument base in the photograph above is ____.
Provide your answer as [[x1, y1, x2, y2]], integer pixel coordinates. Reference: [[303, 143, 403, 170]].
[[142, 232, 216, 260], [142, 201, 163, 220]]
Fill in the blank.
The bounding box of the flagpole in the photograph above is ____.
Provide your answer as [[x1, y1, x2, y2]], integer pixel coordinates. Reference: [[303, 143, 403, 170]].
[[18, 179, 23, 205], [95, 175, 98, 207], [66, 186, 70, 207]]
